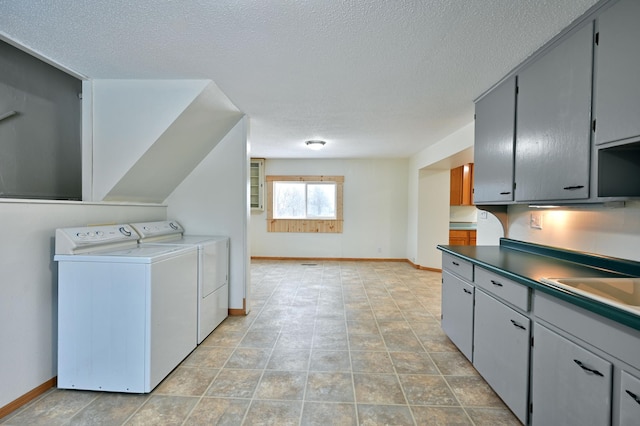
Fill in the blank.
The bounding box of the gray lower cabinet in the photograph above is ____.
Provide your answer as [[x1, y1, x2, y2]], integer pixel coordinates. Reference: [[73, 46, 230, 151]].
[[473, 289, 530, 424], [473, 76, 516, 203], [620, 371, 640, 426], [441, 270, 474, 361], [532, 324, 612, 426], [515, 22, 594, 202], [593, 0, 640, 146]]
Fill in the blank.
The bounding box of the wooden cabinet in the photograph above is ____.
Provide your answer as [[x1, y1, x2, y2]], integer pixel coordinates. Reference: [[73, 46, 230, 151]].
[[532, 324, 612, 426], [515, 22, 594, 202], [441, 271, 475, 361], [593, 0, 640, 146], [473, 77, 516, 204], [474, 289, 530, 424], [448, 229, 476, 246], [450, 163, 474, 205]]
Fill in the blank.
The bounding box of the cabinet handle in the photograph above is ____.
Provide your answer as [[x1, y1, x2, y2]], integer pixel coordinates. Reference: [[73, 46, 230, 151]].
[[452, 261, 459, 266], [490, 280, 503, 287], [510, 319, 526, 330], [573, 359, 604, 377], [626, 390, 640, 405], [499, 191, 511, 195], [563, 185, 585, 191], [463, 288, 472, 295]]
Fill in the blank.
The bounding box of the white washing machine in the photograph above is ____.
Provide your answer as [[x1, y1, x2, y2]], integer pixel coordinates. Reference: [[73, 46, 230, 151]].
[[130, 220, 229, 344], [54, 224, 198, 393]]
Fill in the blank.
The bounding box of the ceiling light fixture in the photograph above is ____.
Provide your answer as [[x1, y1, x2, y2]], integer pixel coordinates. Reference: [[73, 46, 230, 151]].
[[305, 140, 326, 150]]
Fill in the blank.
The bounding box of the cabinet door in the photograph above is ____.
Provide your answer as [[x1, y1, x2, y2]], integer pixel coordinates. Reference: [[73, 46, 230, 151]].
[[441, 271, 474, 361], [620, 371, 640, 426], [450, 166, 464, 205], [594, 0, 640, 146], [473, 77, 516, 203], [532, 324, 612, 426], [473, 290, 530, 424], [515, 23, 593, 201]]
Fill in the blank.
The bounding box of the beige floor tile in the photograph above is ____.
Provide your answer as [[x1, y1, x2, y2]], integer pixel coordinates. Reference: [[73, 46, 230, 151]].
[[3, 390, 97, 426], [206, 369, 262, 398], [465, 407, 522, 425], [446, 376, 505, 407], [183, 398, 250, 425], [255, 370, 307, 400], [182, 345, 234, 368], [309, 350, 351, 372], [430, 352, 478, 376], [350, 351, 395, 373], [153, 366, 218, 396], [356, 404, 415, 426], [124, 395, 198, 426], [398, 374, 458, 406], [267, 348, 311, 371], [300, 402, 357, 426], [67, 393, 148, 426], [410, 406, 472, 425], [390, 351, 439, 374], [305, 372, 355, 403], [243, 400, 302, 426], [353, 373, 406, 405], [225, 347, 271, 369]]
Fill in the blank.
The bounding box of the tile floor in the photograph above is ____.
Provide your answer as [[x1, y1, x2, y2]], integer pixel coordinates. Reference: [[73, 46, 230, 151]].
[[1, 260, 521, 425]]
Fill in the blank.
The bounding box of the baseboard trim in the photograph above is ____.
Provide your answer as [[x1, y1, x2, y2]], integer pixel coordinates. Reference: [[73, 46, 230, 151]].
[[0, 377, 56, 420], [251, 256, 442, 272], [228, 298, 246, 316], [251, 256, 409, 262]]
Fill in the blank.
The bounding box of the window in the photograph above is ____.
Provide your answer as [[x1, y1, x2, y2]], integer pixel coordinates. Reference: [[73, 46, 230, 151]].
[[250, 159, 265, 210], [267, 175, 343, 233]]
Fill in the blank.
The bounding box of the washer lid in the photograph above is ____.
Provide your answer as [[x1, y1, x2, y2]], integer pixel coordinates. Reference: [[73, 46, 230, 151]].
[[54, 244, 196, 263]]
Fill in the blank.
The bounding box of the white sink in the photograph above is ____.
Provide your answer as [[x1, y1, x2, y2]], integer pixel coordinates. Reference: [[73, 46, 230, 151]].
[[540, 277, 640, 315]]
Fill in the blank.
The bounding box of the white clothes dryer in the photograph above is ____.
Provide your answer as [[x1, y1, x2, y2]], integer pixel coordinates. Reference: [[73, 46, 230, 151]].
[[54, 224, 198, 393], [131, 220, 229, 343]]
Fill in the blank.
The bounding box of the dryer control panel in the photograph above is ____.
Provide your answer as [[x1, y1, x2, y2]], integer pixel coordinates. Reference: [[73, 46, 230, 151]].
[[130, 220, 184, 242]]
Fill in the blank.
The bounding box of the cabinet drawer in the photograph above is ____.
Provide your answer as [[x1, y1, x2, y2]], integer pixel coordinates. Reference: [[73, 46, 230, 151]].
[[442, 253, 473, 281], [474, 267, 530, 311], [620, 371, 640, 426], [534, 292, 640, 371]]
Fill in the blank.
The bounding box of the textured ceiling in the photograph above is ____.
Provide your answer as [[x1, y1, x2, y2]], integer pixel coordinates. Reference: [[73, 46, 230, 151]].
[[0, 0, 599, 159]]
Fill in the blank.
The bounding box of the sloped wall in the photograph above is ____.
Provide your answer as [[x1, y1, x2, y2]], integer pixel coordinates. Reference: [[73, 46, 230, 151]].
[[89, 79, 243, 203]]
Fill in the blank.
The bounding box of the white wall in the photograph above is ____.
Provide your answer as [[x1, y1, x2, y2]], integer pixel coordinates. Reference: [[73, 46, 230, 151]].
[[407, 122, 475, 268], [416, 169, 450, 268], [166, 118, 250, 312], [251, 158, 409, 259], [0, 201, 165, 411]]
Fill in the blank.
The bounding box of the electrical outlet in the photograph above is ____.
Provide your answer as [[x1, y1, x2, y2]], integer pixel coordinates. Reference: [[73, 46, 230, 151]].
[[479, 211, 488, 219], [530, 212, 543, 230]]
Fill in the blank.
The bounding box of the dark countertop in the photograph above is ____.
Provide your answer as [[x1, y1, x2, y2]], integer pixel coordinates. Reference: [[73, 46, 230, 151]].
[[438, 238, 640, 331]]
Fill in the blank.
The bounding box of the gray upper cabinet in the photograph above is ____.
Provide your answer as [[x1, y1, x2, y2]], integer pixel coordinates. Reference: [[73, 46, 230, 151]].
[[515, 22, 594, 202], [473, 77, 516, 204], [593, 0, 640, 146]]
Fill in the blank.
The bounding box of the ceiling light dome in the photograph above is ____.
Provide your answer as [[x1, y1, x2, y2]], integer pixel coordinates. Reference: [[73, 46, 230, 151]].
[[305, 140, 326, 150]]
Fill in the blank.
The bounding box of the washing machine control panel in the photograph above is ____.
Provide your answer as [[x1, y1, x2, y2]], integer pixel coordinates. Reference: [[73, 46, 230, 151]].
[[129, 220, 184, 241], [55, 224, 139, 254]]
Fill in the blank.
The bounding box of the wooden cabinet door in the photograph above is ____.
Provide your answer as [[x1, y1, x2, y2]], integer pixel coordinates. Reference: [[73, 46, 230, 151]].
[[473, 290, 530, 424], [532, 324, 612, 426], [450, 166, 464, 205], [474, 76, 516, 203], [515, 23, 593, 201], [441, 271, 474, 361], [594, 0, 640, 146]]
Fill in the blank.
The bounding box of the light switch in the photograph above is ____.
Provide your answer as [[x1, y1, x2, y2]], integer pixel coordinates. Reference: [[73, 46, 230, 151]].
[[530, 212, 543, 229]]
